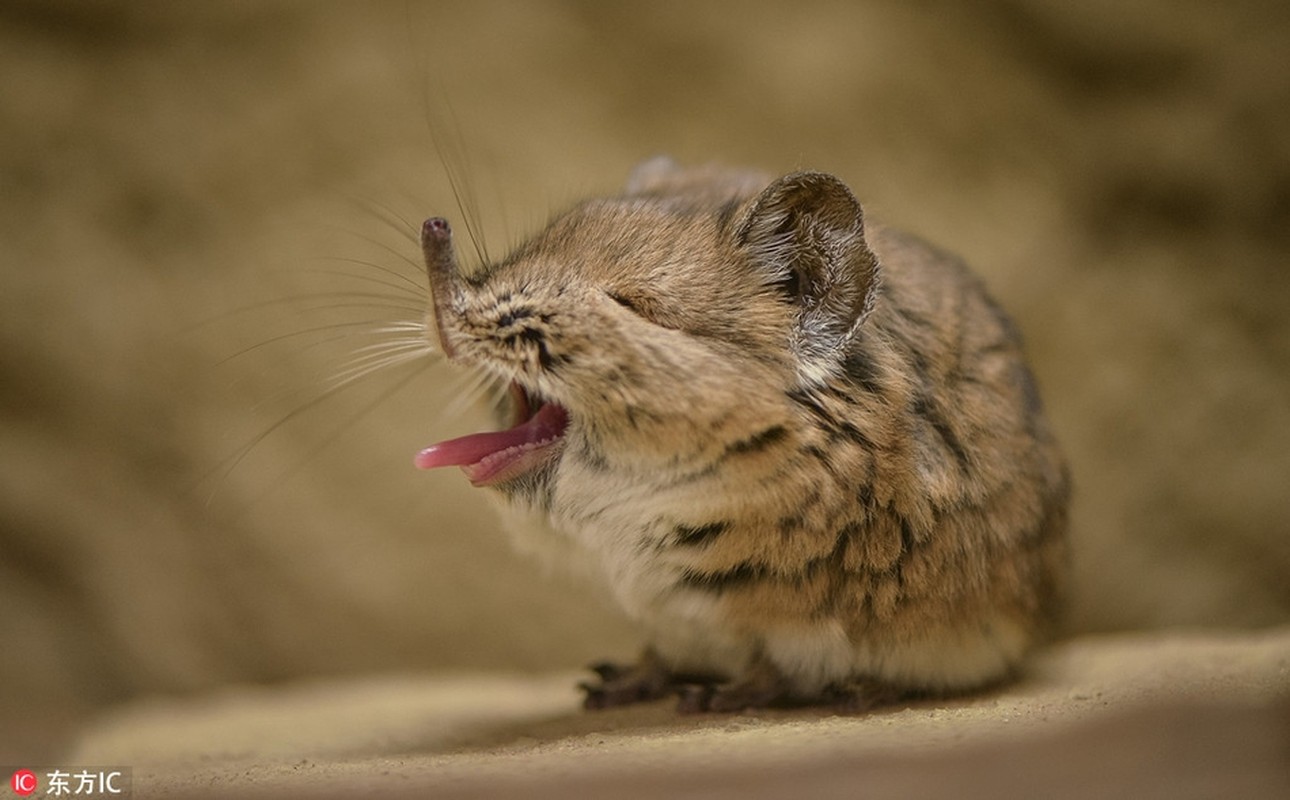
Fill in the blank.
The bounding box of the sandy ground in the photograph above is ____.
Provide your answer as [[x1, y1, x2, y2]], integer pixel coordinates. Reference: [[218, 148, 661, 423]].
[[69, 626, 1290, 799]]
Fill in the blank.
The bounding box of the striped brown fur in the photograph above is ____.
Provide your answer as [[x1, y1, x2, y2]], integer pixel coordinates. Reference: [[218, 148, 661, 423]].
[[422, 159, 1069, 711]]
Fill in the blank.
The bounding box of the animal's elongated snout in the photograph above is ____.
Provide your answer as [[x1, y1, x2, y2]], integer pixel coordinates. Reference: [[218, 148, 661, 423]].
[[421, 216, 460, 360]]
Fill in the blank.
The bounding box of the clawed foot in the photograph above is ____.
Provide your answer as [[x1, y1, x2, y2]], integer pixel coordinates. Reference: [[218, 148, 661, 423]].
[[674, 677, 910, 714], [579, 650, 911, 714], [579, 649, 678, 710], [823, 678, 913, 713], [674, 679, 788, 713], [675, 652, 807, 712], [580, 650, 797, 713]]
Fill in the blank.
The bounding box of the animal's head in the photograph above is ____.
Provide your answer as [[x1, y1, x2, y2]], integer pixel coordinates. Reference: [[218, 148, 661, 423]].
[[415, 163, 880, 495]]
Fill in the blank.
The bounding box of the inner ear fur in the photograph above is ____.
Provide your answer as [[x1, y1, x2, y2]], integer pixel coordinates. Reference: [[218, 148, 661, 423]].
[[736, 171, 880, 338]]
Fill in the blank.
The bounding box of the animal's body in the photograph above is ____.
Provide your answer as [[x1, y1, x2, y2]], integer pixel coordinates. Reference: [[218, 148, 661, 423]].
[[415, 160, 1069, 711]]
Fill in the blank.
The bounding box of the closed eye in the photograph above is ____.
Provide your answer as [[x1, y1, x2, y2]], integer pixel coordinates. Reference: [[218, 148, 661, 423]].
[[605, 289, 682, 332], [607, 291, 641, 314]]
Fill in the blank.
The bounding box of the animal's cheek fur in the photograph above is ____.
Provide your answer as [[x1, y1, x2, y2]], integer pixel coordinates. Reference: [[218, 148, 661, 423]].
[[554, 332, 784, 422], [562, 380, 795, 473]]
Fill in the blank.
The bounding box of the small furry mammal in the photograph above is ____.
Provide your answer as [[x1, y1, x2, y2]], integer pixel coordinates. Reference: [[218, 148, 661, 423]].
[[415, 159, 1069, 712]]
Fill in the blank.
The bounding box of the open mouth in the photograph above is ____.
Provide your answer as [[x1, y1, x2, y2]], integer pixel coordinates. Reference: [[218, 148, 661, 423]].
[[414, 382, 569, 487]]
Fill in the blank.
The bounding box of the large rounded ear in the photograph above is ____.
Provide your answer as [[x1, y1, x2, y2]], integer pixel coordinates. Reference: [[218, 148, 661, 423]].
[[736, 171, 880, 383]]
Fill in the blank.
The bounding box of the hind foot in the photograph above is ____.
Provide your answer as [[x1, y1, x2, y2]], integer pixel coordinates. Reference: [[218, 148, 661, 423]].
[[674, 656, 796, 713], [823, 678, 916, 713]]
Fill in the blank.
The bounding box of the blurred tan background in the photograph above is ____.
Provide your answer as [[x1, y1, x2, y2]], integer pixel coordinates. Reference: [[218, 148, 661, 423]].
[[1, 0, 1287, 760]]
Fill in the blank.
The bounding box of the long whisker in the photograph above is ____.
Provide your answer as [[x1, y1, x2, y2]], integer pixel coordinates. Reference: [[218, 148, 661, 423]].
[[345, 334, 434, 355], [329, 341, 435, 376], [485, 379, 511, 416], [333, 227, 425, 276], [326, 345, 435, 392], [229, 360, 431, 515], [348, 194, 420, 247], [440, 114, 490, 268], [191, 292, 427, 330], [328, 345, 434, 399], [314, 256, 425, 295], [204, 340, 436, 506], [411, 74, 489, 271], [204, 383, 356, 507], [287, 264, 425, 298], [304, 289, 420, 304], [439, 367, 503, 423], [216, 320, 427, 365], [370, 321, 430, 334]]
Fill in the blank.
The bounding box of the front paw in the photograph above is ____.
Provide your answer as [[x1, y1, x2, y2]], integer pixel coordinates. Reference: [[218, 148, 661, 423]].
[[578, 649, 676, 710]]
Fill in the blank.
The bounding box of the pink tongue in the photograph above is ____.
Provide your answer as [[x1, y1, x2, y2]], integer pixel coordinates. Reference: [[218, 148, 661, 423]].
[[415, 402, 568, 486]]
